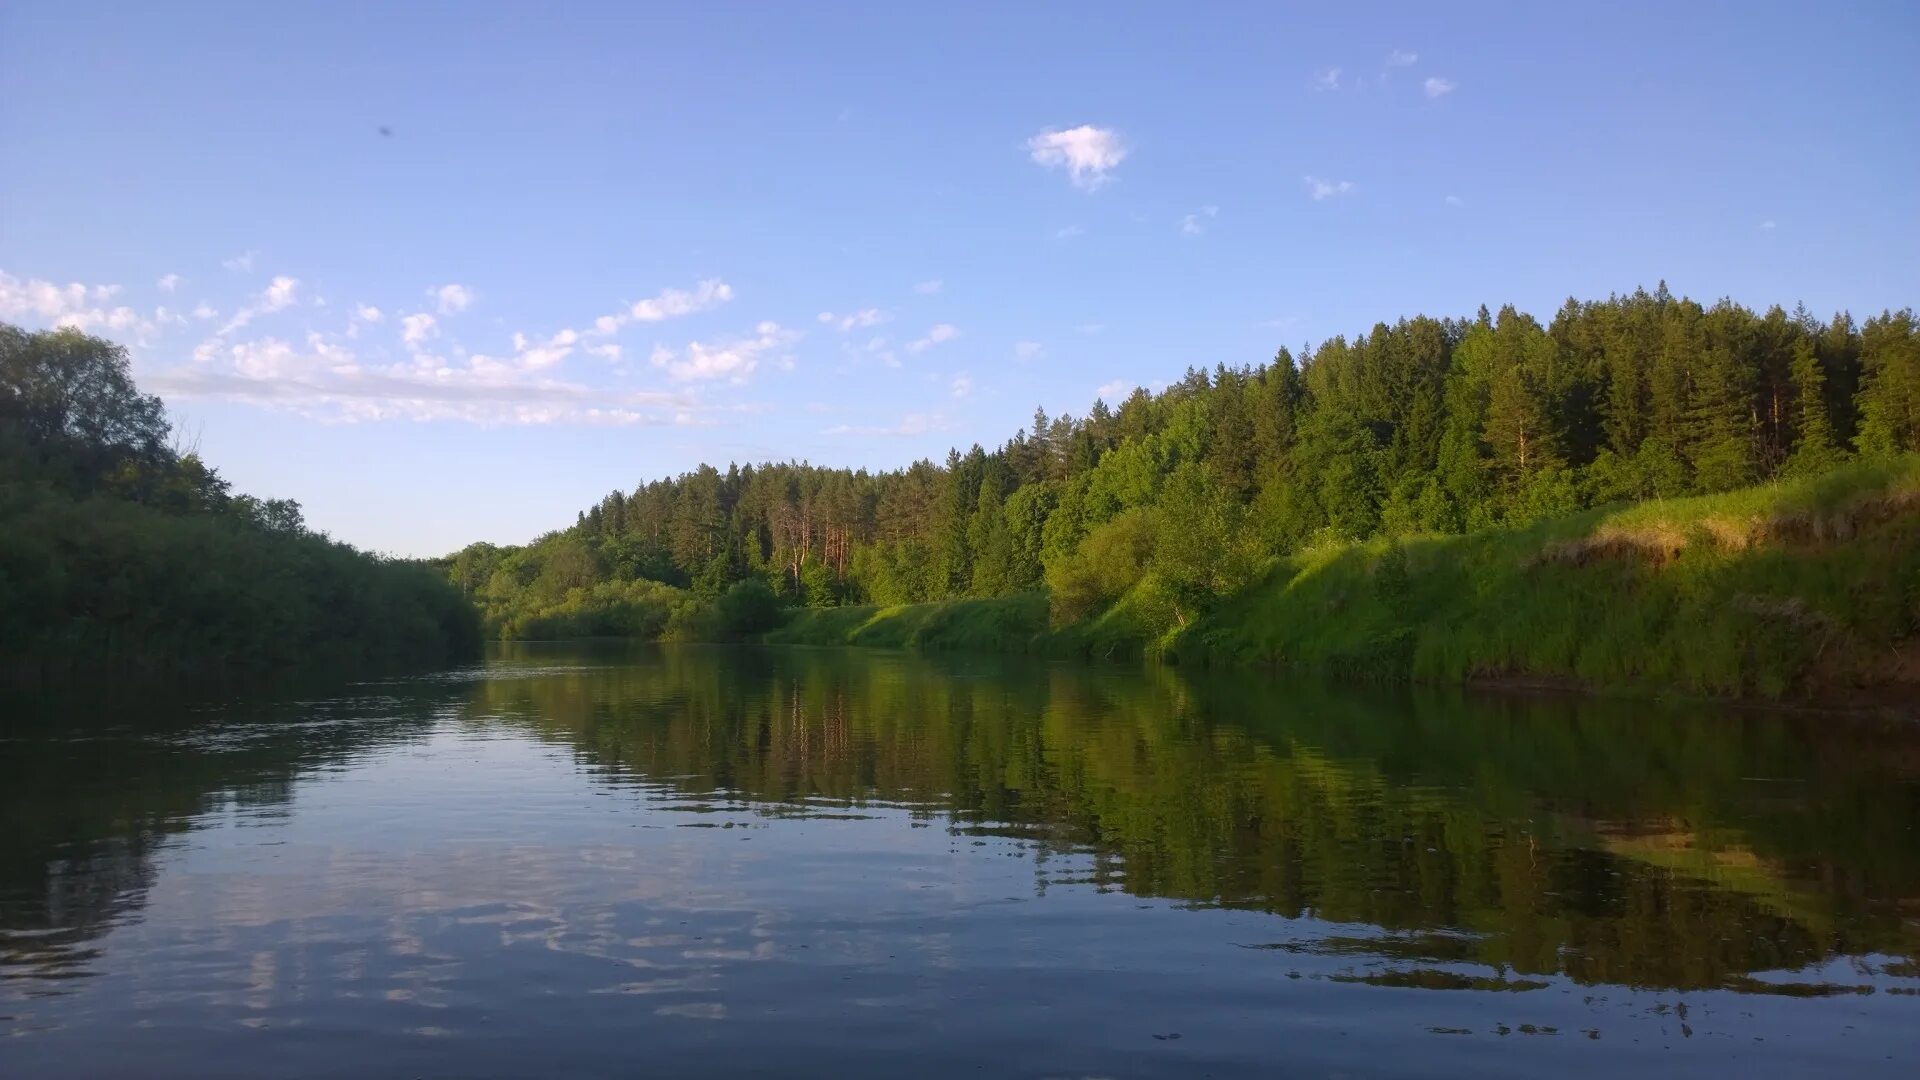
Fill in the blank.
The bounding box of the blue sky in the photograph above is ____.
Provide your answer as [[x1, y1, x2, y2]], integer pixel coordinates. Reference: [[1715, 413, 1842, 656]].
[[4, 2, 1916, 556]]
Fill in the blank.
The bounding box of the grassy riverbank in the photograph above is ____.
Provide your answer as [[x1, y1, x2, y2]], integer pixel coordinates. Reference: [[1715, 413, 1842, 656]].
[[770, 458, 1920, 703]]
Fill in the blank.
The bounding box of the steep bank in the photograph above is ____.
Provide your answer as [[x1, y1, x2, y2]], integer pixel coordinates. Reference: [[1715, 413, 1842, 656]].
[[770, 459, 1920, 705]]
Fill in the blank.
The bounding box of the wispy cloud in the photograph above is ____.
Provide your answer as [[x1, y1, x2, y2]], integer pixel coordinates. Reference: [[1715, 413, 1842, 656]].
[[950, 373, 972, 399], [1179, 205, 1220, 236], [1760, 219, 1778, 231], [1387, 49, 1418, 67], [218, 275, 300, 335], [154, 331, 703, 426], [913, 279, 943, 295], [1095, 378, 1136, 401], [158, 273, 182, 292], [1013, 341, 1044, 361], [906, 323, 958, 354], [400, 312, 437, 349], [1424, 77, 1456, 99], [1444, 194, 1464, 207], [1054, 224, 1086, 241], [1027, 125, 1128, 191], [816, 308, 888, 332], [649, 321, 799, 383], [825, 411, 951, 437], [1314, 67, 1342, 92], [1305, 175, 1355, 200], [222, 250, 256, 272]]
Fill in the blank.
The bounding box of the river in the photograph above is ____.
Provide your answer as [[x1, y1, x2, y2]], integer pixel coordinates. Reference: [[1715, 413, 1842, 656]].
[[3, 642, 1916, 1076]]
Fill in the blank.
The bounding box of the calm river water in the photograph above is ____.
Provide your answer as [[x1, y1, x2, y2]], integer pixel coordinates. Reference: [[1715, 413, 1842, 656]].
[[3, 643, 1917, 1077]]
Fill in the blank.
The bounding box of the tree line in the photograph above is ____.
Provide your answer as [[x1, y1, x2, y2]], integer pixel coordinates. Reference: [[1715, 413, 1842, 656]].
[[447, 285, 1918, 633], [1, 323, 480, 684]]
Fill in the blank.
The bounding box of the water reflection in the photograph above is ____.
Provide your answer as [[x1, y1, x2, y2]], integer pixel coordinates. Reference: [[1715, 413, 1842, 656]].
[[2, 643, 1916, 1076]]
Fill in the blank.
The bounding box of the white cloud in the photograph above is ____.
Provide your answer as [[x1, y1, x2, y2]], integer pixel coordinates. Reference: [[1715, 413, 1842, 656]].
[[1095, 379, 1136, 401], [950, 373, 972, 399], [628, 278, 733, 323], [1305, 175, 1355, 200], [1054, 224, 1086, 241], [649, 321, 798, 383], [1027, 125, 1128, 191], [192, 303, 218, 320], [913, 279, 943, 295], [218, 276, 300, 335], [401, 312, 438, 349], [1760, 219, 1777, 231], [432, 283, 474, 315], [0, 271, 155, 339], [817, 308, 888, 332], [356, 304, 384, 322], [153, 331, 703, 426], [1424, 77, 1456, 99], [1179, 205, 1220, 236], [222, 250, 256, 272], [158, 273, 182, 292], [263, 276, 299, 311], [587, 342, 623, 362], [1013, 341, 1044, 361], [1444, 194, 1464, 207], [1388, 49, 1418, 67], [825, 411, 951, 437], [1077, 322, 1105, 335], [1314, 67, 1342, 92], [906, 323, 958, 354]]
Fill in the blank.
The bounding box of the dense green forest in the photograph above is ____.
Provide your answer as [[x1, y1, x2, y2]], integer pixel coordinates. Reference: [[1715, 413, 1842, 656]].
[[0, 323, 480, 684], [442, 285, 1920, 698]]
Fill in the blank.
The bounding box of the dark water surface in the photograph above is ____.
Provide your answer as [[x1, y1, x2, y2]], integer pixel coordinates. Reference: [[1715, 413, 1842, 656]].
[[4, 643, 1917, 1077]]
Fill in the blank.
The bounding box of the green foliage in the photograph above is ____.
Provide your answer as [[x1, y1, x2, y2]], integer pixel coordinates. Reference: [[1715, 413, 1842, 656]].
[[0, 323, 479, 685], [715, 577, 781, 638]]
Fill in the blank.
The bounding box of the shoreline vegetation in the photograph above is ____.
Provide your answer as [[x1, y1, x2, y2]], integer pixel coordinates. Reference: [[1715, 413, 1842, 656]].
[[442, 286, 1920, 708], [1, 324, 480, 687]]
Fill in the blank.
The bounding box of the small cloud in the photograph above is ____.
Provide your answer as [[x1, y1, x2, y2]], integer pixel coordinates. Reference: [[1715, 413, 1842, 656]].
[[356, 304, 384, 322], [1076, 322, 1105, 335], [401, 312, 438, 348], [1013, 341, 1044, 361], [262, 276, 298, 311], [906, 323, 958, 354], [1424, 77, 1455, 99], [1444, 194, 1464, 207], [1095, 378, 1136, 401], [1305, 175, 1355, 200], [1759, 219, 1777, 231], [1179, 205, 1220, 236], [1027, 125, 1128, 191], [913, 279, 943, 295], [432, 283, 474, 315], [1387, 49, 1418, 67], [222, 250, 256, 272], [628, 278, 733, 323], [950, 373, 972, 399], [158, 273, 182, 292], [1314, 67, 1342, 92], [1054, 224, 1086, 241], [649, 321, 799, 383], [192, 303, 217, 320], [817, 308, 888, 332], [587, 342, 622, 362]]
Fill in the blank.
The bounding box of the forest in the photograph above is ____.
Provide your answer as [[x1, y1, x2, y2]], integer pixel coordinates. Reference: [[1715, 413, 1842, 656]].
[[0, 323, 480, 685], [441, 285, 1920, 696]]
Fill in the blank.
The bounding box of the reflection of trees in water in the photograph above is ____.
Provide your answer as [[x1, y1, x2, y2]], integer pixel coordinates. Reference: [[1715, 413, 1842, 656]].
[[0, 691, 453, 981], [4, 646, 1916, 998], [474, 643, 1920, 991]]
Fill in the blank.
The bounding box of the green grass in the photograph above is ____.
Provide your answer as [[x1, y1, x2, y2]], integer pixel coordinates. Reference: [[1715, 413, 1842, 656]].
[[1176, 457, 1920, 700], [767, 591, 1051, 653]]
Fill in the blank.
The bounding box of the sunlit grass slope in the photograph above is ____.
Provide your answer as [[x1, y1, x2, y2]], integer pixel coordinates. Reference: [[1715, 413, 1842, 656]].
[[1177, 457, 1920, 699]]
